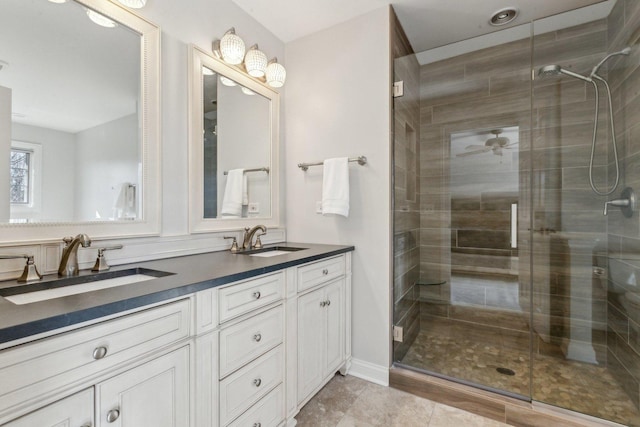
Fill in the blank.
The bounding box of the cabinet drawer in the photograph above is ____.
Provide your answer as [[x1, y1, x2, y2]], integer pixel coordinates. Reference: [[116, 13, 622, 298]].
[[220, 345, 283, 426], [220, 305, 283, 378], [227, 384, 284, 427], [297, 255, 345, 293], [0, 299, 191, 420], [219, 272, 284, 323]]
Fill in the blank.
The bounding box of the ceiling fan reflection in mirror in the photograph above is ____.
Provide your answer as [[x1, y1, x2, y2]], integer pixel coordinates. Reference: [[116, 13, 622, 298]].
[[456, 129, 518, 157]]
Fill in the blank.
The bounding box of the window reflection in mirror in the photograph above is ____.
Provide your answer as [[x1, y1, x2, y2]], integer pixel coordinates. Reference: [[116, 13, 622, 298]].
[[202, 68, 271, 219], [0, 0, 141, 223]]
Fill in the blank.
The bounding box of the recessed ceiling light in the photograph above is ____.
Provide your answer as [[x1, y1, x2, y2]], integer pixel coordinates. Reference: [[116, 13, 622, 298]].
[[490, 8, 518, 26]]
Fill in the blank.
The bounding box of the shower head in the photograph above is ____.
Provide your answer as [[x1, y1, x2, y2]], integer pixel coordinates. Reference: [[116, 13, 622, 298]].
[[537, 65, 592, 82], [591, 47, 632, 77]]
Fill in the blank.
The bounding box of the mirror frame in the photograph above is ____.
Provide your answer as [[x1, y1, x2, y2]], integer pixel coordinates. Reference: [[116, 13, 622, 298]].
[[188, 45, 280, 233], [0, 0, 161, 244]]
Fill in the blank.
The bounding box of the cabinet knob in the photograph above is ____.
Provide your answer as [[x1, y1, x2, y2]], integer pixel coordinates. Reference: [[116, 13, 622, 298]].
[[81, 424, 92, 427], [252, 291, 261, 299], [253, 333, 262, 342], [253, 378, 262, 387], [320, 301, 326, 307], [326, 299, 331, 306], [106, 409, 120, 423], [322, 268, 329, 275], [253, 423, 262, 427], [92, 346, 108, 360]]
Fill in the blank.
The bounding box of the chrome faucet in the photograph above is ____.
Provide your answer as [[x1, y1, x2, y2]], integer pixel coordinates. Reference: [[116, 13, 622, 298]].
[[242, 225, 266, 250], [58, 234, 92, 276]]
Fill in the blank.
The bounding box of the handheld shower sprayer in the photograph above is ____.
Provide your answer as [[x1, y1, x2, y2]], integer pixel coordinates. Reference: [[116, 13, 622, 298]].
[[536, 47, 632, 196]]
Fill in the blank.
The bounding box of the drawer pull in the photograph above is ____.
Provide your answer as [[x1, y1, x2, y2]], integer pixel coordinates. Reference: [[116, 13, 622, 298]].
[[322, 268, 329, 275], [253, 333, 262, 342], [252, 291, 261, 299], [253, 378, 262, 387], [106, 409, 120, 423], [92, 346, 108, 360]]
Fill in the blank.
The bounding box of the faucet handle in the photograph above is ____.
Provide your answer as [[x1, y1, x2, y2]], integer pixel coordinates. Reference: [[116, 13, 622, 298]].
[[224, 236, 239, 253], [254, 232, 266, 249], [91, 245, 123, 272], [62, 236, 73, 246], [0, 254, 42, 283]]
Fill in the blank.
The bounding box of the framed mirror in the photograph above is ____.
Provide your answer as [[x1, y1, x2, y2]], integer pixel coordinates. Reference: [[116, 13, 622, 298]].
[[189, 45, 280, 232], [0, 0, 160, 243]]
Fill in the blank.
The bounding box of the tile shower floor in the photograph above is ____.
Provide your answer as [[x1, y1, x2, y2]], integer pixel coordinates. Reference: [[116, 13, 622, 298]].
[[400, 325, 639, 425], [296, 374, 509, 426]]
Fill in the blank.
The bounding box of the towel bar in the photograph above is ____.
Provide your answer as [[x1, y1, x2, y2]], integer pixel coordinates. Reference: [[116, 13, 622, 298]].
[[298, 156, 367, 171], [223, 167, 270, 175]]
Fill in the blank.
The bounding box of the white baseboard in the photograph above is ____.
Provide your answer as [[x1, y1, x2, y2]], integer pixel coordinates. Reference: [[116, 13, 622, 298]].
[[348, 358, 389, 387]]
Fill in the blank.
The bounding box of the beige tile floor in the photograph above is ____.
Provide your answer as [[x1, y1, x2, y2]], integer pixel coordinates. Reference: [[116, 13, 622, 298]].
[[296, 374, 509, 427]]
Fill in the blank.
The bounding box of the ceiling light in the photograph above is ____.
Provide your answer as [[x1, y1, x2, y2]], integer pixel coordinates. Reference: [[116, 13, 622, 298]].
[[244, 45, 267, 78], [490, 8, 518, 26], [220, 76, 237, 87], [86, 9, 117, 28], [117, 0, 147, 8], [219, 28, 245, 65], [202, 67, 215, 76], [265, 58, 286, 88], [241, 87, 255, 96]]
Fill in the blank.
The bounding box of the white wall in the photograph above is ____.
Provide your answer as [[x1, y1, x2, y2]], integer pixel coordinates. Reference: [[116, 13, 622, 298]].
[[11, 122, 76, 221], [284, 7, 392, 383], [75, 114, 139, 220]]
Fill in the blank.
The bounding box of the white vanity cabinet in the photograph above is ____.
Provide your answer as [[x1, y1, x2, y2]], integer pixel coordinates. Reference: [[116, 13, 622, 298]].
[[2, 388, 93, 427], [0, 299, 192, 426]]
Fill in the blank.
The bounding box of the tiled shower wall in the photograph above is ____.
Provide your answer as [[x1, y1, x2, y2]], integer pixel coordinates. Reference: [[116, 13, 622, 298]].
[[606, 0, 640, 409], [392, 11, 420, 361], [417, 17, 611, 359]]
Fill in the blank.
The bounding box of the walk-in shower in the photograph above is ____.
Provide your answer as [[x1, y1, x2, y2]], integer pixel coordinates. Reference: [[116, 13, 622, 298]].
[[392, 1, 640, 425]]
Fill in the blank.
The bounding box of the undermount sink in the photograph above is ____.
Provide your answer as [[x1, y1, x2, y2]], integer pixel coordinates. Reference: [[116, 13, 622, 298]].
[[0, 268, 173, 305], [239, 246, 308, 257]]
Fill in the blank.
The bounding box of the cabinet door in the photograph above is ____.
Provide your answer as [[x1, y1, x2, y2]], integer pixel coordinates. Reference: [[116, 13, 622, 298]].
[[96, 346, 190, 427], [324, 279, 345, 374], [4, 388, 93, 427], [296, 287, 325, 404]]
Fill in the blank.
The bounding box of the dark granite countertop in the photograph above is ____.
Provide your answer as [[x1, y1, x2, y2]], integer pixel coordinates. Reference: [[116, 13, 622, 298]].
[[0, 242, 354, 346]]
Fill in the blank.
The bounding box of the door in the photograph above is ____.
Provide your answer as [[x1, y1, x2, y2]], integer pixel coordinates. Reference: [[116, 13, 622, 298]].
[[324, 279, 345, 373], [96, 346, 189, 427], [297, 287, 325, 404], [3, 388, 93, 427]]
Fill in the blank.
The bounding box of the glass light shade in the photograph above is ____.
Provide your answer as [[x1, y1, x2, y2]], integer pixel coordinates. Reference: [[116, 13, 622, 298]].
[[202, 67, 215, 76], [220, 29, 245, 65], [244, 45, 267, 78], [241, 87, 255, 96], [266, 60, 286, 88], [86, 9, 117, 28], [220, 76, 237, 87], [48, 0, 68, 3], [117, 0, 147, 8]]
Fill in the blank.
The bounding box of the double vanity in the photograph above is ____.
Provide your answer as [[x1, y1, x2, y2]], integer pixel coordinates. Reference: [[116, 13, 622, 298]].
[[0, 243, 353, 427]]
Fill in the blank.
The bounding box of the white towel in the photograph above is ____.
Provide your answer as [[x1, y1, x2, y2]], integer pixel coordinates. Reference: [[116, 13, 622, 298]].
[[221, 169, 246, 217], [113, 182, 136, 219], [322, 157, 349, 217]]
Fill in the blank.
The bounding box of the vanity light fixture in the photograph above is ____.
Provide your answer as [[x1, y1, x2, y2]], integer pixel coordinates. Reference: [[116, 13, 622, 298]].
[[265, 58, 286, 87], [241, 87, 255, 96], [117, 0, 147, 8], [220, 76, 237, 87], [202, 67, 215, 76], [219, 28, 246, 65], [86, 9, 117, 28], [48, 0, 68, 3], [244, 45, 267, 78], [212, 29, 286, 88]]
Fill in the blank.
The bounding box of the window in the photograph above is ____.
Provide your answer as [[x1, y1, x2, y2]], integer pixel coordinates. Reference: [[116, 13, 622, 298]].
[[10, 148, 31, 204]]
